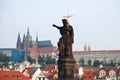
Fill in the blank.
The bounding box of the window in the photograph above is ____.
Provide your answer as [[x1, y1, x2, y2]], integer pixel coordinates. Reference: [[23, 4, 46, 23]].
[[13, 76, 17, 80], [99, 70, 106, 78], [109, 70, 116, 78], [17, 76, 22, 80], [4, 76, 9, 80]]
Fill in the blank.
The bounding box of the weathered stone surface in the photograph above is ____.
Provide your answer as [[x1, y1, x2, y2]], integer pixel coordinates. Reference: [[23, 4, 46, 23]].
[[53, 19, 75, 80], [58, 57, 75, 80]]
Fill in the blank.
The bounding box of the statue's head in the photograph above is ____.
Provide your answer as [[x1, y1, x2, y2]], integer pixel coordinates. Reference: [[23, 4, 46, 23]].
[[62, 19, 69, 26]]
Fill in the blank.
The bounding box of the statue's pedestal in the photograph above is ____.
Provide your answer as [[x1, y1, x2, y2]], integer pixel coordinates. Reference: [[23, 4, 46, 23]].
[[58, 57, 76, 80]]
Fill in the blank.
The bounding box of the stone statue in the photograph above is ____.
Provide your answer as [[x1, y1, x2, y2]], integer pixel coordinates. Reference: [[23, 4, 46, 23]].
[[53, 19, 74, 58], [53, 18, 75, 80]]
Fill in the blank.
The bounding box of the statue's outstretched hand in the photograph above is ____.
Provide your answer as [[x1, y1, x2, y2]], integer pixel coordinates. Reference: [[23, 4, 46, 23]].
[[52, 24, 57, 27]]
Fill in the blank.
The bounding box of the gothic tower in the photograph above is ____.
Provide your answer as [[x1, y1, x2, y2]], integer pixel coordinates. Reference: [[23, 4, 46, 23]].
[[21, 33, 26, 49], [36, 33, 38, 47], [16, 33, 22, 50], [24, 27, 32, 49], [84, 43, 87, 51], [88, 43, 91, 51]]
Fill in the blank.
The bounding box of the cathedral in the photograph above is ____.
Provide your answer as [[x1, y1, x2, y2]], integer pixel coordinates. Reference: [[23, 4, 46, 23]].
[[16, 28, 57, 59], [16, 28, 53, 50]]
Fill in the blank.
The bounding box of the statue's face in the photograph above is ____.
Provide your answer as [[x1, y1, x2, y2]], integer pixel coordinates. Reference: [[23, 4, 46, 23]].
[[62, 19, 68, 26]]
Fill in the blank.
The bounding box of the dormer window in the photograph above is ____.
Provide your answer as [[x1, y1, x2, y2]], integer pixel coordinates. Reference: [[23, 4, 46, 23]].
[[17, 76, 22, 79], [109, 70, 116, 78], [4, 76, 9, 80], [99, 70, 106, 78]]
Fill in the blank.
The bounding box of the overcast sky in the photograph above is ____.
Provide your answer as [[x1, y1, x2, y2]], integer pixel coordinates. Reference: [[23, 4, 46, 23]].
[[0, 0, 120, 51]]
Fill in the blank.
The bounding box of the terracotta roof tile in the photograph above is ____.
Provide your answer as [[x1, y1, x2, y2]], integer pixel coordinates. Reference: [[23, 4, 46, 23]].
[[0, 70, 29, 80]]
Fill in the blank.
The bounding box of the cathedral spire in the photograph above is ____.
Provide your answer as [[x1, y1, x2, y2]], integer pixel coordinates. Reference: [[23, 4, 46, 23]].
[[22, 33, 26, 49], [16, 33, 22, 50], [84, 42, 87, 51], [36, 33, 38, 42], [23, 33, 25, 43], [27, 27, 29, 34], [84, 43, 91, 51], [88, 43, 91, 51], [26, 27, 31, 39]]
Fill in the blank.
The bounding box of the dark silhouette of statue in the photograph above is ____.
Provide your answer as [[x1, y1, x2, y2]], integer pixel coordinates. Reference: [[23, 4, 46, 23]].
[[53, 19, 74, 58], [53, 18, 75, 80]]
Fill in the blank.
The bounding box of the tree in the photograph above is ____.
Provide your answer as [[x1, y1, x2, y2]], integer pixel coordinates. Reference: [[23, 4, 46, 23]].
[[0, 52, 10, 67], [27, 55, 34, 63], [0, 52, 10, 62], [38, 56, 44, 64], [110, 60, 115, 66], [46, 56, 56, 65], [38, 56, 56, 65], [93, 60, 100, 67], [79, 58, 84, 66], [74, 75, 81, 80], [88, 59, 92, 66]]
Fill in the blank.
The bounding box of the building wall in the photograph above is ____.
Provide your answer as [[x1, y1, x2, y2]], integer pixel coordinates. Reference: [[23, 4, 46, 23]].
[[0, 48, 15, 57], [73, 51, 120, 65]]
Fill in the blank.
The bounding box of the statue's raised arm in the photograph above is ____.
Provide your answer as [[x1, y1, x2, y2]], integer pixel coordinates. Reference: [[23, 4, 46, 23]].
[[52, 19, 74, 43], [52, 24, 60, 29]]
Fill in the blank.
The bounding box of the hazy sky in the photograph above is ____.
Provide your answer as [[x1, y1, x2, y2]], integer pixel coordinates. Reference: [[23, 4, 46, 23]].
[[0, 0, 120, 51]]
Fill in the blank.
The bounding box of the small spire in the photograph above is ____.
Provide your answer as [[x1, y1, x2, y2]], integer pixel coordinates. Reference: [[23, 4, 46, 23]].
[[27, 27, 29, 34], [23, 33, 25, 42], [88, 43, 91, 51], [26, 27, 31, 39], [84, 43, 87, 51], [16, 33, 21, 50], [36, 33, 38, 42], [18, 33, 21, 41]]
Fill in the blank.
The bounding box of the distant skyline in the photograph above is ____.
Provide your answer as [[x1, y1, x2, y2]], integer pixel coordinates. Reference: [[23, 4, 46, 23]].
[[0, 0, 120, 51]]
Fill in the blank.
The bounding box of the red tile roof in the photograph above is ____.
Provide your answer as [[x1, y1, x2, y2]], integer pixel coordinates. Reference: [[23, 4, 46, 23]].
[[117, 67, 120, 77], [0, 70, 29, 80], [73, 50, 120, 54], [100, 66, 116, 77], [28, 47, 58, 53], [46, 65, 55, 72], [82, 68, 95, 80], [22, 67, 35, 79]]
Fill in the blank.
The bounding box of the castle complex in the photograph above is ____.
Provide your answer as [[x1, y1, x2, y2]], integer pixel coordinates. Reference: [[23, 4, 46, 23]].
[[0, 28, 120, 66], [73, 44, 120, 66], [16, 28, 57, 59]]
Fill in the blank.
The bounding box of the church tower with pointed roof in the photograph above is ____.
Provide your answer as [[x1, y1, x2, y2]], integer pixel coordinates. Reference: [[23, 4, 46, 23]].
[[21, 33, 26, 49], [24, 27, 32, 49], [16, 33, 22, 50]]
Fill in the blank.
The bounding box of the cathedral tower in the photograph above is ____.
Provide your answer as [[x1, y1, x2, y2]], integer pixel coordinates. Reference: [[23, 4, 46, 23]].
[[24, 27, 32, 49], [16, 33, 22, 50]]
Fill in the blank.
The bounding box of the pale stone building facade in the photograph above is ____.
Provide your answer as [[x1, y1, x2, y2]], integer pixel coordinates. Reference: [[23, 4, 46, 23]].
[[73, 50, 120, 66]]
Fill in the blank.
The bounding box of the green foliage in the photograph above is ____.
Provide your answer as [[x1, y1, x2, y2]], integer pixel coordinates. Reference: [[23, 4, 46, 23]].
[[74, 75, 84, 80], [0, 52, 10, 62], [45, 56, 56, 65], [88, 59, 92, 66], [79, 58, 84, 66], [0, 52, 10, 67], [74, 75, 80, 80], [27, 55, 34, 63], [93, 60, 100, 67], [38, 56, 44, 64]]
